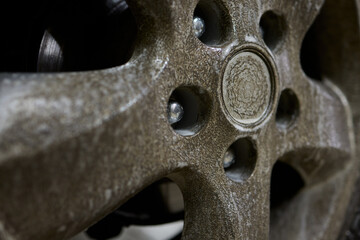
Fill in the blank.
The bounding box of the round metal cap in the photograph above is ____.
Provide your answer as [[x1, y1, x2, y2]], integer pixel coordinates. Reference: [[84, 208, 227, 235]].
[[222, 49, 274, 125]]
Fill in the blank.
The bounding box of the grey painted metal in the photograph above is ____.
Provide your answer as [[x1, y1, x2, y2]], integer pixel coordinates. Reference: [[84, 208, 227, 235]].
[[0, 0, 359, 239]]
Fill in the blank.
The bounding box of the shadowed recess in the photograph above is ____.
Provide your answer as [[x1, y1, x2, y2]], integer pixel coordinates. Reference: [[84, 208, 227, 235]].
[[276, 89, 300, 129], [193, 0, 232, 46], [86, 179, 184, 240], [168, 86, 212, 136], [270, 161, 304, 209], [1, 0, 137, 72], [224, 138, 257, 182], [300, 14, 322, 81], [260, 11, 286, 51]]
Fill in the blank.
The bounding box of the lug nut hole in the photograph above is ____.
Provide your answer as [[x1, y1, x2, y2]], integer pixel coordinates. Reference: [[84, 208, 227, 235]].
[[224, 138, 257, 182], [193, 0, 232, 46], [168, 86, 211, 136], [260, 11, 286, 51], [276, 89, 300, 129]]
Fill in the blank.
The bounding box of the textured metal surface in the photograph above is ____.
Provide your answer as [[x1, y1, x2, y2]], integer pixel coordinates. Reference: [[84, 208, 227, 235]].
[[221, 45, 274, 125], [0, 0, 359, 239]]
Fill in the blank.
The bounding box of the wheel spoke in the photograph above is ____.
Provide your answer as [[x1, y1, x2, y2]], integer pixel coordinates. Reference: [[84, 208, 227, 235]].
[[178, 171, 242, 239], [174, 157, 271, 240], [227, 0, 262, 43], [0, 1, 229, 235], [126, 0, 195, 42], [228, 175, 270, 239], [0, 53, 188, 239], [262, 2, 358, 237], [263, 0, 325, 43], [270, 167, 355, 240], [263, 70, 356, 240], [271, 74, 352, 185]]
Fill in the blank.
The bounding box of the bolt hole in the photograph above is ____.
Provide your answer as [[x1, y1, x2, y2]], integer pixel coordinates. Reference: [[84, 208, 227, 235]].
[[276, 89, 300, 129], [168, 86, 211, 136], [259, 11, 286, 51], [193, 0, 232, 46], [223, 138, 257, 182]]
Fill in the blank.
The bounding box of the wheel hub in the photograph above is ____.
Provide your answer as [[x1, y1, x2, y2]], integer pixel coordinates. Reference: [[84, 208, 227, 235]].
[[222, 45, 276, 126]]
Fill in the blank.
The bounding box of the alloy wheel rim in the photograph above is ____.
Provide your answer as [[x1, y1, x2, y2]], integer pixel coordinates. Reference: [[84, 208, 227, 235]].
[[0, 0, 359, 239]]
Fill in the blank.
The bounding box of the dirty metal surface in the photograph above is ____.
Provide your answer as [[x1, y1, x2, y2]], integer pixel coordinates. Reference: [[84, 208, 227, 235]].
[[221, 45, 275, 126], [0, 0, 359, 239]]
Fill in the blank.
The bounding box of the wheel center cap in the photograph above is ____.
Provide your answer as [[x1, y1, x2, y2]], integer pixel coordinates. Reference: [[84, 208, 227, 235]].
[[222, 48, 274, 125]]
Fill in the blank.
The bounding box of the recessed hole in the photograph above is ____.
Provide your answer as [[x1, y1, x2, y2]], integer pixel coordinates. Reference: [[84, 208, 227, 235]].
[[223, 138, 257, 182], [276, 89, 300, 129], [85, 179, 184, 240], [300, 11, 322, 80], [1, 0, 137, 72], [168, 86, 211, 136], [260, 11, 286, 50], [270, 161, 305, 209], [193, 0, 232, 46]]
